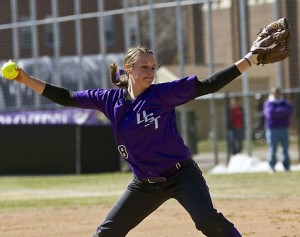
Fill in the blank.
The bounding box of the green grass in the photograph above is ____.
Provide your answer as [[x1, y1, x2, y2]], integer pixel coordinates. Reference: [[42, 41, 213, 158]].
[[197, 139, 267, 153], [0, 172, 132, 209], [197, 135, 299, 153], [0, 171, 299, 210], [206, 171, 300, 199]]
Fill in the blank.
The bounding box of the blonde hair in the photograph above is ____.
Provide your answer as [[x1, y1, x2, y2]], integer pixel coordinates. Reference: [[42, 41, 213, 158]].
[[110, 46, 154, 88]]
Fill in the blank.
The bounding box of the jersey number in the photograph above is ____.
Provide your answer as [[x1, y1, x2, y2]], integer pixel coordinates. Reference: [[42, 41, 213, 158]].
[[118, 145, 128, 159]]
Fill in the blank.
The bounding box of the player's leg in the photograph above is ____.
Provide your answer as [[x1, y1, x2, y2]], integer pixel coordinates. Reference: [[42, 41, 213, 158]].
[[171, 162, 241, 237], [228, 130, 234, 155], [236, 128, 243, 153], [279, 128, 290, 171], [92, 177, 168, 237], [266, 129, 278, 171], [232, 129, 238, 154]]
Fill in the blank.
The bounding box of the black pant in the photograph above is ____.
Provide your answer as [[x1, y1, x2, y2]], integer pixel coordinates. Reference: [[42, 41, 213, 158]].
[[93, 161, 235, 237], [229, 129, 243, 155]]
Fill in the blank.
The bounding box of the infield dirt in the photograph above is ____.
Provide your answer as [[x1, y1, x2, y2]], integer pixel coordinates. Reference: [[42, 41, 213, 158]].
[[1, 197, 300, 237]]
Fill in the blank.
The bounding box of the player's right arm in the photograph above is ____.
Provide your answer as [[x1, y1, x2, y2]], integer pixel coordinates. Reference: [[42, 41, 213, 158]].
[[15, 68, 78, 107], [15, 68, 46, 94]]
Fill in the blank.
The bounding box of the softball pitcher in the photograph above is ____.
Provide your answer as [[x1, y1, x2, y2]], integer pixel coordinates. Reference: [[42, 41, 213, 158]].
[[1, 19, 290, 235]]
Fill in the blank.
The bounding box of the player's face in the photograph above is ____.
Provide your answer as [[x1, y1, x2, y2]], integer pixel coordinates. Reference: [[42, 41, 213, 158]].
[[128, 53, 156, 91]]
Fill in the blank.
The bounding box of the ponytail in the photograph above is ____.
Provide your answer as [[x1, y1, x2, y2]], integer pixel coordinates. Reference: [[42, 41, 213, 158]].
[[110, 63, 128, 88]]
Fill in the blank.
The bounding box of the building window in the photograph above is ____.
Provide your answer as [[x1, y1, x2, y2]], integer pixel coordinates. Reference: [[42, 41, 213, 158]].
[[105, 16, 115, 45], [44, 22, 54, 48], [128, 14, 139, 46], [44, 15, 63, 48], [20, 16, 32, 49]]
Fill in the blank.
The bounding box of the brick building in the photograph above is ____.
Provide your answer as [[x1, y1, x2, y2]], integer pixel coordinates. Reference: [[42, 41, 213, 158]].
[[0, 0, 299, 144]]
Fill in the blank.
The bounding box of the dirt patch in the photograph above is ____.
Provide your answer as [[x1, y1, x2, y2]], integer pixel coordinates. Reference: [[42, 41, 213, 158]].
[[1, 198, 300, 237]]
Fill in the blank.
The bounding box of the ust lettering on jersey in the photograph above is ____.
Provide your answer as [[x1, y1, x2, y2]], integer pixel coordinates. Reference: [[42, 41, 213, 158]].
[[136, 110, 161, 129]]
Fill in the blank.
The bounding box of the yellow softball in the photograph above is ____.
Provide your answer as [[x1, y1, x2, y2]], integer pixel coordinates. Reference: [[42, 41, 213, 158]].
[[1, 60, 19, 80]]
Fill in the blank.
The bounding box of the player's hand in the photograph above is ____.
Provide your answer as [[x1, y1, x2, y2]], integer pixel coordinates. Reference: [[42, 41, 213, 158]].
[[13, 68, 28, 83]]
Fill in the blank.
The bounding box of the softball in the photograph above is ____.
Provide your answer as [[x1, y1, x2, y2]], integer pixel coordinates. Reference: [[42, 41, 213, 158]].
[[1, 60, 19, 80]]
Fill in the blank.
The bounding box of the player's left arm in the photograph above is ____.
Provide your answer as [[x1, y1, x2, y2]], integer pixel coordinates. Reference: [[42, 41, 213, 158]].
[[195, 64, 240, 97], [195, 52, 259, 98], [195, 17, 291, 98]]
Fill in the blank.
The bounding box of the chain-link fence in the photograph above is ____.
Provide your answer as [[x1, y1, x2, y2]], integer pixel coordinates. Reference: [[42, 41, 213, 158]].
[[1, 0, 299, 164]]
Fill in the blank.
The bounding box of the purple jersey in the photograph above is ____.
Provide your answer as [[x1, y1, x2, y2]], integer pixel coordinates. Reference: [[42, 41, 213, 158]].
[[75, 76, 197, 178]]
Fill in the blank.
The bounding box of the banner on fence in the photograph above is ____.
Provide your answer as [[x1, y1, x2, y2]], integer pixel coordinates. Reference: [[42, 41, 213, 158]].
[[0, 108, 107, 125]]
